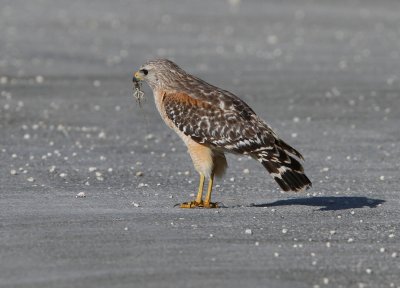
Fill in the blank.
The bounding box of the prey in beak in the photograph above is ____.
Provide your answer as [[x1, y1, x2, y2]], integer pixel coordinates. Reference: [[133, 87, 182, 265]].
[[132, 71, 145, 106]]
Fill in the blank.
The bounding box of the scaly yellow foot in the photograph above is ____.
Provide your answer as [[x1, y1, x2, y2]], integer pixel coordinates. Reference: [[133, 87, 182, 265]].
[[179, 201, 219, 209], [203, 202, 219, 209], [180, 201, 204, 208]]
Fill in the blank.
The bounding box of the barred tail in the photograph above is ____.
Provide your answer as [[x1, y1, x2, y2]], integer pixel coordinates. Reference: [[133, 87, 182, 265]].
[[254, 145, 312, 192]]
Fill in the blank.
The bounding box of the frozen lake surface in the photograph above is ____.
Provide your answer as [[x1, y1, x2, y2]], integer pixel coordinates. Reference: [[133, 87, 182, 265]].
[[0, 1, 399, 287]]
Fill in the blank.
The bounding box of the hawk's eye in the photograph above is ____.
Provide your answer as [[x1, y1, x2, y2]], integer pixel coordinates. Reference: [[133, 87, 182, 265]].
[[140, 69, 148, 75]]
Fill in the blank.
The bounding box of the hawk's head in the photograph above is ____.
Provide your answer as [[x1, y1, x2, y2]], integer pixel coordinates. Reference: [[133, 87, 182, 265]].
[[133, 58, 184, 90]]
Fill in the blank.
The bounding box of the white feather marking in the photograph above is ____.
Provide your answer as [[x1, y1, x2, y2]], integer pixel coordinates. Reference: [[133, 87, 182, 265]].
[[271, 172, 283, 179], [253, 146, 273, 152], [277, 166, 289, 173]]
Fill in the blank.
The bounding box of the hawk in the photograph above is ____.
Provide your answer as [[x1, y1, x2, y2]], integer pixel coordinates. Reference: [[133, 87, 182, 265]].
[[133, 59, 311, 208]]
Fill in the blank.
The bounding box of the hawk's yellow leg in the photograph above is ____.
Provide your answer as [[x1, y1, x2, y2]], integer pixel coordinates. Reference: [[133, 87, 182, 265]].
[[180, 174, 205, 208], [204, 173, 218, 208], [195, 174, 205, 204]]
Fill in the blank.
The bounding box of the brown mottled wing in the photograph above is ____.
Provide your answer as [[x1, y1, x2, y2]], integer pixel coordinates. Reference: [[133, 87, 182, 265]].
[[163, 91, 311, 192], [163, 91, 273, 153]]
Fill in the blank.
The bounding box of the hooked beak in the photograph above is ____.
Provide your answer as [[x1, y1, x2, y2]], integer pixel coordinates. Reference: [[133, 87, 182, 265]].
[[132, 71, 143, 82]]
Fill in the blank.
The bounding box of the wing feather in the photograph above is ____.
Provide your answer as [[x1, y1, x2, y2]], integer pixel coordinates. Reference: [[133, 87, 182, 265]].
[[163, 91, 275, 154]]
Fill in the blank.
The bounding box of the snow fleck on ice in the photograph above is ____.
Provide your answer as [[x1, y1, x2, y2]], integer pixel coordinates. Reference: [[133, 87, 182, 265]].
[[282, 228, 288, 234], [267, 35, 278, 45], [95, 171, 103, 181], [76, 192, 86, 198], [0, 76, 8, 84], [245, 229, 252, 235], [379, 175, 385, 181], [274, 252, 279, 257], [243, 168, 250, 174], [27, 177, 35, 182], [35, 75, 44, 84], [98, 131, 106, 139], [145, 133, 154, 140], [365, 268, 372, 274]]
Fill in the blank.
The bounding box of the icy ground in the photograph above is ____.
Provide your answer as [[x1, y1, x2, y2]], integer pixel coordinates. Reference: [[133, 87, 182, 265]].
[[0, 1, 399, 287]]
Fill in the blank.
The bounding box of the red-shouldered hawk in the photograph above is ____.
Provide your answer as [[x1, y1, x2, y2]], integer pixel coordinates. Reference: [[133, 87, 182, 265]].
[[133, 59, 311, 208]]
